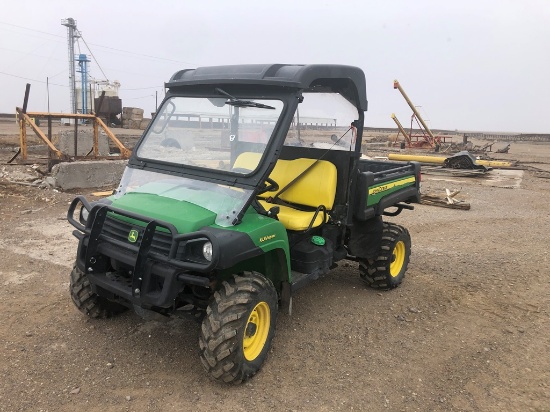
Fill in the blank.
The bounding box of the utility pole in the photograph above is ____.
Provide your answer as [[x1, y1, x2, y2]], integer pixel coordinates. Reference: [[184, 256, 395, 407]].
[[61, 18, 80, 114]]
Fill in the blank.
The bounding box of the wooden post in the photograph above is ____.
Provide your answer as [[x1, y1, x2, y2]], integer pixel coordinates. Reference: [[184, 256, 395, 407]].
[[47, 115, 52, 160], [74, 118, 78, 157], [22, 84, 30, 113], [19, 84, 31, 160], [93, 91, 105, 157], [93, 118, 99, 157], [20, 116, 27, 160], [18, 111, 63, 158], [95, 91, 105, 114]]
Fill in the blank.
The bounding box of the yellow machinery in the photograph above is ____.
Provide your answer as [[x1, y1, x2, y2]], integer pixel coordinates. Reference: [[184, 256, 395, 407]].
[[393, 80, 449, 149], [391, 113, 411, 147], [388, 153, 514, 168]]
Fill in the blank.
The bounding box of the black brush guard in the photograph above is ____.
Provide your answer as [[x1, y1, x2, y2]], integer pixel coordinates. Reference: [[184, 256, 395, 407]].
[[68, 196, 219, 308]]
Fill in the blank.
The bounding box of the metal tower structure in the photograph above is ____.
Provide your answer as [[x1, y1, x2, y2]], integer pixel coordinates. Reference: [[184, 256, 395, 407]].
[[61, 18, 80, 114], [76, 54, 91, 114]]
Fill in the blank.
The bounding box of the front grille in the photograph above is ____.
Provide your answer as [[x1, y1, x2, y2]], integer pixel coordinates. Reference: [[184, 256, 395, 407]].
[[103, 215, 183, 258]]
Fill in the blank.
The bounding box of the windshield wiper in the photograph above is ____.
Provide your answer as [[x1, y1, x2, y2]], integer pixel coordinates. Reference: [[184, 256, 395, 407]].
[[215, 87, 275, 110]]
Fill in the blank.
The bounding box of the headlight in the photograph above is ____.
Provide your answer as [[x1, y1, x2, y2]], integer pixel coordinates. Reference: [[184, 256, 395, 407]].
[[79, 206, 89, 224], [202, 241, 213, 262]]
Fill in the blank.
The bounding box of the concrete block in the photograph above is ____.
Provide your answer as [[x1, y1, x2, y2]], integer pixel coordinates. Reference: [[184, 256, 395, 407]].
[[55, 130, 110, 156], [123, 107, 144, 115], [122, 113, 143, 121], [129, 119, 141, 129], [51, 160, 127, 190], [121, 119, 141, 128], [43, 176, 57, 188], [139, 119, 151, 130]]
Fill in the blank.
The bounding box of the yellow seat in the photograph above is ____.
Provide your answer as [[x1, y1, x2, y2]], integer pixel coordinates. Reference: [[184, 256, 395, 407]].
[[234, 153, 337, 231], [232, 152, 263, 171], [258, 200, 327, 231]]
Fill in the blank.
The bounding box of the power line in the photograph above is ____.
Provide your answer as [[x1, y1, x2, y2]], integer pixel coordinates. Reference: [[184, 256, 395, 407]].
[[125, 94, 156, 100], [87, 43, 194, 65], [0, 20, 196, 66], [0, 21, 64, 39], [121, 85, 163, 91], [47, 68, 69, 79], [0, 70, 68, 87], [0, 46, 66, 64], [1, 45, 158, 81], [76, 29, 109, 81]]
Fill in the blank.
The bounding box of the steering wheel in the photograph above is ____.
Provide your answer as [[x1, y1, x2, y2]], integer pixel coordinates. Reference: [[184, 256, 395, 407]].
[[257, 177, 279, 195]]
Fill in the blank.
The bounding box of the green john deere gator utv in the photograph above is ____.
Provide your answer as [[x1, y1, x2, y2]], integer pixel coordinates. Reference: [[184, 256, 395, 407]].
[[67, 64, 421, 383]]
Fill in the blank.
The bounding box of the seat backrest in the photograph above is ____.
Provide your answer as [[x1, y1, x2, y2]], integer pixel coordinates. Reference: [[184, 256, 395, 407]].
[[232, 151, 263, 171], [234, 152, 338, 210], [274, 158, 337, 209]]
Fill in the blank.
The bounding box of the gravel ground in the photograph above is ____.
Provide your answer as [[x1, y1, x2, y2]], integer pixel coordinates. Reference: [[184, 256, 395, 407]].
[[0, 134, 549, 411]]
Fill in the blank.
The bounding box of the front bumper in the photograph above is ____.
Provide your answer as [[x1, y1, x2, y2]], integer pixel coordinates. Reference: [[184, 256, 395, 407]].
[[68, 196, 218, 308]]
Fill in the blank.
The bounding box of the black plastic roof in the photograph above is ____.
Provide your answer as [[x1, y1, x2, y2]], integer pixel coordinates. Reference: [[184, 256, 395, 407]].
[[166, 64, 368, 111]]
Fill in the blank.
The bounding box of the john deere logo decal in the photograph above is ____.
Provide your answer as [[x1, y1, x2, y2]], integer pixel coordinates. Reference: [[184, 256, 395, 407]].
[[128, 229, 139, 243]]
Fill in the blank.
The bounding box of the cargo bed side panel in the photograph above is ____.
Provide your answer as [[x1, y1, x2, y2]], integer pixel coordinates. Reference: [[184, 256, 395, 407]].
[[354, 160, 420, 220]]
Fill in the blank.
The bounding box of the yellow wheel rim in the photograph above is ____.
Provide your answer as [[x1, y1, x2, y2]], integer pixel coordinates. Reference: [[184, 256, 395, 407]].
[[390, 240, 406, 278], [243, 301, 270, 361]]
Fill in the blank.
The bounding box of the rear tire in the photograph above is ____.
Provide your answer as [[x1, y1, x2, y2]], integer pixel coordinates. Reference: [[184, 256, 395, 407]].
[[69, 265, 128, 318], [359, 222, 411, 289], [199, 272, 278, 384]]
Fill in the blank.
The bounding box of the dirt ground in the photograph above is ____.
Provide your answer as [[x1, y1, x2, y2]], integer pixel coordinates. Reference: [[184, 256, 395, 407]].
[[0, 122, 549, 411]]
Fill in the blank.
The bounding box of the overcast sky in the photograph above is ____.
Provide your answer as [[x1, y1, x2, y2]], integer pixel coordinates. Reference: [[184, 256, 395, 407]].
[[1, 0, 549, 133]]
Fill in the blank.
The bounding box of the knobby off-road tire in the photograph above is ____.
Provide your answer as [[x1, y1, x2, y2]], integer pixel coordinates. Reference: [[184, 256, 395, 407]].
[[199, 272, 278, 384], [69, 266, 127, 319], [359, 222, 411, 290]]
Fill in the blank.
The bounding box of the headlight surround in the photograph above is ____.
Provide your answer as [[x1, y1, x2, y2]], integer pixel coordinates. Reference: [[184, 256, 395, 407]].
[[183, 238, 214, 264], [202, 241, 213, 262]]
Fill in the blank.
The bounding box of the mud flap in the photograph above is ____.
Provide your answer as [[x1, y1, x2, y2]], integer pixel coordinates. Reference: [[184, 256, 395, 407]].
[[347, 216, 384, 259]]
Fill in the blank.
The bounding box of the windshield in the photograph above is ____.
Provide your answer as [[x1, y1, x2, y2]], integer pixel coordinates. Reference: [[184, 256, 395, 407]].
[[136, 96, 284, 173], [114, 167, 252, 227], [284, 92, 359, 150]]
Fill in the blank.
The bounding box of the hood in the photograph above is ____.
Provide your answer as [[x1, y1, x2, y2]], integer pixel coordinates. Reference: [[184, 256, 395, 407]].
[[111, 191, 217, 233]]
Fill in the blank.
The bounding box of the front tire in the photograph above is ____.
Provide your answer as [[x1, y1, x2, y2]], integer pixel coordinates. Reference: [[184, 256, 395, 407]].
[[199, 272, 278, 384], [69, 265, 128, 318], [359, 223, 411, 289]]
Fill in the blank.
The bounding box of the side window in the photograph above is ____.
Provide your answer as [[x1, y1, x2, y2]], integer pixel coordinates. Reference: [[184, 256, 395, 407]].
[[284, 92, 359, 150]]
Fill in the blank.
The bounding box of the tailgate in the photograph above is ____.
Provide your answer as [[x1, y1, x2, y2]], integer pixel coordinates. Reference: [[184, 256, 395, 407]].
[[354, 160, 421, 220]]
